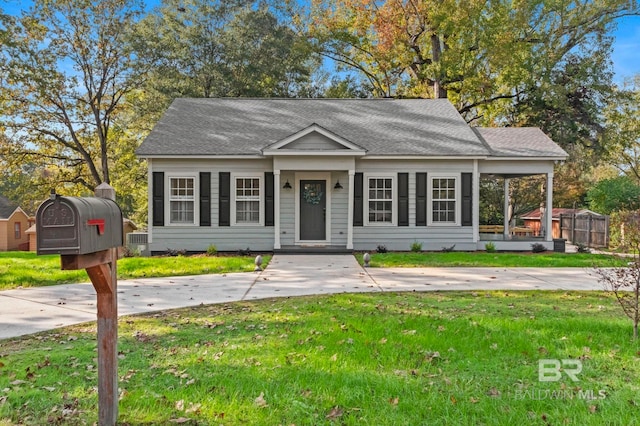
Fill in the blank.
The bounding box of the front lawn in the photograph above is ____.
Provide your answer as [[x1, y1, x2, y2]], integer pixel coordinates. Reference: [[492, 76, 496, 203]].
[[0, 291, 638, 425], [357, 251, 630, 268], [0, 252, 269, 290]]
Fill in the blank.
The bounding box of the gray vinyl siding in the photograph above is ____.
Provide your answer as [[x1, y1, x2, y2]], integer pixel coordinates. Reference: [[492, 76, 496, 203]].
[[352, 160, 475, 251], [280, 171, 295, 246], [150, 159, 275, 252], [149, 158, 478, 252], [284, 133, 348, 151], [330, 171, 349, 245]]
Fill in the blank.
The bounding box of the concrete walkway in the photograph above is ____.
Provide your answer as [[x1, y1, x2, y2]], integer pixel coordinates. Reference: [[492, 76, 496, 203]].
[[0, 255, 602, 339]]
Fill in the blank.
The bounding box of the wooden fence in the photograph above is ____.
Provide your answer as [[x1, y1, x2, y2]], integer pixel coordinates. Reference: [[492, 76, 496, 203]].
[[559, 214, 609, 248]]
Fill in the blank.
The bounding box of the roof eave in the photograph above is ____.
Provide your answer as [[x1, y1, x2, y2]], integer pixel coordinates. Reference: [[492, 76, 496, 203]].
[[262, 150, 366, 157], [484, 155, 567, 161], [136, 154, 266, 159]]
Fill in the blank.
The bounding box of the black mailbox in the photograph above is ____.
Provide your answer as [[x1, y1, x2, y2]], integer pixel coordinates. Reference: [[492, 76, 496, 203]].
[[36, 195, 123, 255]]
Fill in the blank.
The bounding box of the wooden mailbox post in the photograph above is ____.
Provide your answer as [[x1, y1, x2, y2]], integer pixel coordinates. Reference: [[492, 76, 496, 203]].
[[36, 185, 121, 425]]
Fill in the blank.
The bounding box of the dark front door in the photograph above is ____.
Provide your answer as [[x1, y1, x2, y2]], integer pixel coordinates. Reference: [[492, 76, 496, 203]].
[[300, 180, 326, 240]]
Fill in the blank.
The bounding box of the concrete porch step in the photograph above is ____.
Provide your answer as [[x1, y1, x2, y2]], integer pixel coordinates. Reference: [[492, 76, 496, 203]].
[[275, 245, 353, 254]]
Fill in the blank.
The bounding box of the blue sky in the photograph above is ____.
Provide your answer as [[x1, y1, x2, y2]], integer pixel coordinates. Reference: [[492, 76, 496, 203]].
[[3, 0, 639, 83]]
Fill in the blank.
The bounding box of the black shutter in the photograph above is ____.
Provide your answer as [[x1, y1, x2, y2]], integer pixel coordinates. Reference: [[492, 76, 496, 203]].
[[199, 172, 211, 226], [353, 172, 363, 226], [219, 172, 230, 227], [264, 172, 274, 226], [461, 172, 473, 226], [416, 172, 427, 226], [398, 173, 409, 226], [152, 172, 164, 227]]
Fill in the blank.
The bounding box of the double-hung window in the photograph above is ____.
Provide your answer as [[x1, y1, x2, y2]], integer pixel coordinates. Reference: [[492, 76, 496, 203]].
[[14, 222, 21, 239], [169, 177, 195, 224], [429, 176, 458, 225], [234, 176, 261, 225], [366, 176, 394, 225]]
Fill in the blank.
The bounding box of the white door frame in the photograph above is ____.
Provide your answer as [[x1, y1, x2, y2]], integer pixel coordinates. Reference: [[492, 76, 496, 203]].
[[295, 172, 331, 245]]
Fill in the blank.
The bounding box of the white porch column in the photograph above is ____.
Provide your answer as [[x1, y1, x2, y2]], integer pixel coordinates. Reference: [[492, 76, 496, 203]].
[[274, 170, 281, 249], [503, 178, 510, 239], [546, 172, 553, 242], [347, 170, 355, 250], [473, 160, 479, 243]]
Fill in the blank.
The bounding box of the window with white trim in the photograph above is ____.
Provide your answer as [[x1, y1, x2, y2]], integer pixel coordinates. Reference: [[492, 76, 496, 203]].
[[234, 176, 261, 225], [169, 177, 195, 224], [14, 222, 21, 239], [367, 176, 394, 224], [430, 176, 457, 224]]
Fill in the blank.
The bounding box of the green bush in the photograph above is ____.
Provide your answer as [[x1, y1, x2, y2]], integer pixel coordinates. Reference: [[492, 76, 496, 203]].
[[206, 244, 218, 256], [531, 243, 547, 253], [410, 240, 423, 252], [484, 241, 496, 253]]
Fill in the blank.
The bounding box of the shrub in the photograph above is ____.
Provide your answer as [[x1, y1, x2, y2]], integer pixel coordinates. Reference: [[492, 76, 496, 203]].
[[376, 245, 387, 253], [484, 242, 496, 253], [206, 244, 218, 256], [530, 243, 546, 253], [121, 246, 141, 258], [575, 242, 591, 253], [166, 248, 187, 256], [410, 241, 423, 252]]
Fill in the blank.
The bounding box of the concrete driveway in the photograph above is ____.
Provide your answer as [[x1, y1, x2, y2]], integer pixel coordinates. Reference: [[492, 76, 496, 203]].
[[0, 255, 602, 339]]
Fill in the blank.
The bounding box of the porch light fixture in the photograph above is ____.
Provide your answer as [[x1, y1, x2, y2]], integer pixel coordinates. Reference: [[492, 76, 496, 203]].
[[334, 180, 343, 189], [283, 180, 292, 189]]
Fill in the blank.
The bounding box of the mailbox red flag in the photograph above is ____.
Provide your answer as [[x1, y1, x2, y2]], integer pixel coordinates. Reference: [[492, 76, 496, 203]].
[[87, 219, 106, 235]]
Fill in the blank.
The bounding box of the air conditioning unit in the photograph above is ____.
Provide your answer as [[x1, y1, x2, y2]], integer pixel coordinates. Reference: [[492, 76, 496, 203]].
[[126, 232, 149, 256]]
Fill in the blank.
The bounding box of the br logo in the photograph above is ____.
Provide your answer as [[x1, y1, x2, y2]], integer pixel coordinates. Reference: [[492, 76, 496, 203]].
[[538, 359, 582, 382]]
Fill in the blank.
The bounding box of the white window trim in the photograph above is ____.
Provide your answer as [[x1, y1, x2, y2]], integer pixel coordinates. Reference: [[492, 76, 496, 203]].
[[231, 173, 264, 227], [364, 173, 397, 226], [428, 173, 460, 226], [165, 174, 199, 226]]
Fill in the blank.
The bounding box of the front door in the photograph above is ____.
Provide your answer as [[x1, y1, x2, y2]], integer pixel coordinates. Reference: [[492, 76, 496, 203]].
[[300, 180, 326, 241]]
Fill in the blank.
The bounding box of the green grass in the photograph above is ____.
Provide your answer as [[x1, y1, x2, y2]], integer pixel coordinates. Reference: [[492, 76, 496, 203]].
[[357, 251, 630, 268], [0, 291, 638, 425], [0, 252, 269, 290]]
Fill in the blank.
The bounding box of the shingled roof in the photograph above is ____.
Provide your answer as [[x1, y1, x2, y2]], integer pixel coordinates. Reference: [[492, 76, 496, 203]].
[[137, 98, 567, 159], [473, 127, 567, 158]]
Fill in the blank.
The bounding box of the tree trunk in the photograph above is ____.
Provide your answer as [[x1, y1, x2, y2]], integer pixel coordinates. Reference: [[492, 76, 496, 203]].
[[430, 34, 447, 99]]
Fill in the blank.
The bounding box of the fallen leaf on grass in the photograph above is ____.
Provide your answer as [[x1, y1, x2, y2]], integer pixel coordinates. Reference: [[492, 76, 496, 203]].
[[470, 397, 480, 403], [326, 406, 343, 420], [255, 392, 268, 408], [450, 395, 457, 404], [185, 403, 201, 414], [486, 387, 501, 397], [330, 353, 338, 362], [169, 417, 191, 423], [389, 396, 399, 406], [175, 400, 184, 411], [588, 405, 598, 413]]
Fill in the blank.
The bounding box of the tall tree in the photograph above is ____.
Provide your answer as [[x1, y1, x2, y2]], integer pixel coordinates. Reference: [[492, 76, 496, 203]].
[[310, 0, 639, 123], [130, 0, 318, 118], [601, 75, 640, 181], [0, 0, 145, 196]]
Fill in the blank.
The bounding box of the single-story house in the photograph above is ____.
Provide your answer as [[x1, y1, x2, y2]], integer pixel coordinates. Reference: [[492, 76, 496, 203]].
[[0, 195, 33, 251], [136, 98, 568, 253]]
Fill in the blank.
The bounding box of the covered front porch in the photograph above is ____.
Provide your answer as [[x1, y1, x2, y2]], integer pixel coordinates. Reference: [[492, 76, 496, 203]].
[[478, 163, 555, 251]]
